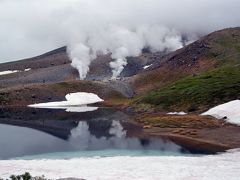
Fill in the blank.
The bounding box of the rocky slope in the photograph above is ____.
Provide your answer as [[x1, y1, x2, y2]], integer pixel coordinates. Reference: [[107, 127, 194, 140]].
[[0, 47, 160, 88]]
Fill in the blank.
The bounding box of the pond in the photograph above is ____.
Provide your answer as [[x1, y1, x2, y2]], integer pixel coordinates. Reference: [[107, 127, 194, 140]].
[[0, 107, 189, 160]]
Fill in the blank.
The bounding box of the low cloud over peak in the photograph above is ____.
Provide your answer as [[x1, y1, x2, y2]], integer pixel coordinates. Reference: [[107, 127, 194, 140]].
[[0, 0, 240, 78]]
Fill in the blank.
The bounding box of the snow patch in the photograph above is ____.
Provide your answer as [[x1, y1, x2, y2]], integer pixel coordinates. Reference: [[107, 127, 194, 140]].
[[28, 92, 104, 108], [143, 64, 153, 69], [0, 70, 20, 76], [24, 68, 31, 71], [0, 68, 31, 76], [167, 112, 187, 115], [33, 106, 99, 113], [202, 100, 240, 125], [0, 149, 240, 179]]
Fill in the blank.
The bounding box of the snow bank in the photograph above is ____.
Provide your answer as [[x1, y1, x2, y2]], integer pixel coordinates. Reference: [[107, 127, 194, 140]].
[[24, 68, 31, 71], [202, 100, 240, 125], [0, 68, 31, 76], [0, 70, 20, 76], [143, 64, 153, 69], [28, 92, 104, 108], [0, 149, 240, 180], [167, 112, 187, 115], [30, 106, 98, 112], [65, 93, 103, 105]]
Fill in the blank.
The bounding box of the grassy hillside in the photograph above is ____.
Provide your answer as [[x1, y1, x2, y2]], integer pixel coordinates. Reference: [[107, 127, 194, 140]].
[[140, 65, 240, 111]]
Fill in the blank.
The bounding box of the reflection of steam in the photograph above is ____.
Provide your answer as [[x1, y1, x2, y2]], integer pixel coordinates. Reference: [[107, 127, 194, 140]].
[[70, 121, 91, 150], [70, 121, 182, 152], [109, 120, 126, 138]]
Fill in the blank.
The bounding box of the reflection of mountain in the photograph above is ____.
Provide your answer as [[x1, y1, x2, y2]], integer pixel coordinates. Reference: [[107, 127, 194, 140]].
[[0, 107, 141, 140]]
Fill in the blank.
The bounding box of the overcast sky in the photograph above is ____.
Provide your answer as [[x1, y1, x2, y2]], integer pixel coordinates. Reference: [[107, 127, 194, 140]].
[[0, 0, 240, 63]]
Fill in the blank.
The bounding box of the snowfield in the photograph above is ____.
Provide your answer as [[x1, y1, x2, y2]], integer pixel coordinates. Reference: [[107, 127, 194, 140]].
[[0, 149, 240, 180], [28, 92, 104, 108], [202, 100, 240, 125]]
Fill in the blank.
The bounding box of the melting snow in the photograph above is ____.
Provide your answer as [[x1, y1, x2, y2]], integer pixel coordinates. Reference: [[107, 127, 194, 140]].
[[0, 149, 240, 179], [167, 112, 187, 115], [24, 68, 31, 71], [0, 70, 20, 76], [28, 92, 104, 108], [0, 68, 31, 76], [143, 64, 153, 69], [202, 100, 240, 125]]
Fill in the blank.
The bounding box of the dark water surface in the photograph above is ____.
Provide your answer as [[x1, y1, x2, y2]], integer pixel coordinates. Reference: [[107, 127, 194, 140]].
[[0, 107, 188, 159]]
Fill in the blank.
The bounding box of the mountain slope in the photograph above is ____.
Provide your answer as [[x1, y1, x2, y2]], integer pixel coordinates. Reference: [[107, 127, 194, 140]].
[[132, 27, 240, 112], [0, 47, 161, 89]]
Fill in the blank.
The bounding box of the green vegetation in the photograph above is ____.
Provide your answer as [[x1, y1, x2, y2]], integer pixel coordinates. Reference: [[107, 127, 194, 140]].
[[52, 82, 80, 90], [210, 30, 240, 65], [9, 172, 46, 180], [140, 64, 240, 111], [10, 172, 32, 180], [213, 34, 240, 51], [0, 93, 9, 104]]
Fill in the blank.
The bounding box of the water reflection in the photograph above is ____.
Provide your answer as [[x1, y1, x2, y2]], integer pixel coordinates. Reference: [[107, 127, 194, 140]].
[[0, 107, 130, 139], [69, 121, 181, 151], [0, 108, 186, 159]]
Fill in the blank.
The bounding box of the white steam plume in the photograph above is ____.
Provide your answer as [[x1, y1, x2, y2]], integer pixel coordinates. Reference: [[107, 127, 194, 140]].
[[68, 25, 184, 79], [68, 44, 96, 79], [1, 0, 240, 79]]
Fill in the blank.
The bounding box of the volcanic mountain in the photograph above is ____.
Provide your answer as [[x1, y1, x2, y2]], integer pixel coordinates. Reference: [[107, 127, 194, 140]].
[[0, 27, 240, 112]]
